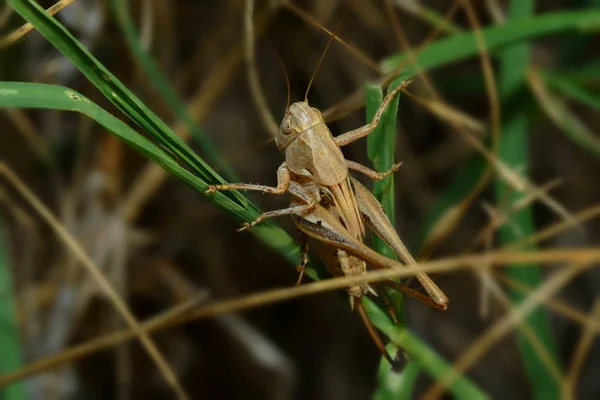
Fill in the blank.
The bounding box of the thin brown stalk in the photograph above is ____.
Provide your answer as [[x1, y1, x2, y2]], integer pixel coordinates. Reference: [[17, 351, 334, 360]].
[[0, 0, 77, 48], [562, 298, 600, 399], [3, 248, 600, 387], [474, 269, 564, 384], [0, 163, 189, 400], [499, 274, 600, 333], [424, 263, 589, 399]]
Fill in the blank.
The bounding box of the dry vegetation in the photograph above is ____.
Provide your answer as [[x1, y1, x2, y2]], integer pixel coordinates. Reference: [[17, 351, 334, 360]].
[[1, 0, 600, 399]]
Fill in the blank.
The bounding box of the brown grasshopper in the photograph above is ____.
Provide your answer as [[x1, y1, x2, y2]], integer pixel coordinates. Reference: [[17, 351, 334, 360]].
[[205, 85, 448, 360], [205, 5, 448, 363]]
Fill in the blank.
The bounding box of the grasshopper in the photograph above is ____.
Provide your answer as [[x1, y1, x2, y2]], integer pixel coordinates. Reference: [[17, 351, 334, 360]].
[[205, 5, 448, 363], [205, 87, 448, 360]]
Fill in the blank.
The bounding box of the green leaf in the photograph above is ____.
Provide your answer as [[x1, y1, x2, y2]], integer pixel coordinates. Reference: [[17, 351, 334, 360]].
[[0, 81, 303, 276], [6, 0, 239, 199], [382, 10, 600, 78], [365, 79, 406, 326], [5, 0, 309, 278], [0, 219, 25, 400], [541, 70, 600, 110], [495, 1, 562, 399], [365, 79, 401, 259]]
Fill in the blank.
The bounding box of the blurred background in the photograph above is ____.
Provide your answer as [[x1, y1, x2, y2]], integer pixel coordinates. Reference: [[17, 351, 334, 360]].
[[1, 0, 600, 399]]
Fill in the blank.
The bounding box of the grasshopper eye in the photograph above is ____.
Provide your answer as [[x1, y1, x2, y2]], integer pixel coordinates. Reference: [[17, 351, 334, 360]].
[[280, 118, 294, 136]]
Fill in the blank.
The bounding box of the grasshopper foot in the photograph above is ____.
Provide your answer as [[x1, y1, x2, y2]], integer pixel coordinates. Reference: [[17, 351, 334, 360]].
[[236, 222, 251, 232], [378, 162, 403, 179], [295, 265, 306, 285], [391, 161, 403, 172], [205, 185, 218, 194]]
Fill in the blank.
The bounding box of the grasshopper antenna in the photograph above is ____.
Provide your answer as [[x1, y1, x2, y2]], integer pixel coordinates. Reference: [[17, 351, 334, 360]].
[[245, 0, 279, 136], [355, 298, 400, 370], [266, 37, 291, 112], [304, 4, 350, 102]]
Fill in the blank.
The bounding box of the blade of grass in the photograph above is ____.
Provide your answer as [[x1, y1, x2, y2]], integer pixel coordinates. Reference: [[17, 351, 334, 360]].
[[382, 9, 600, 77], [365, 79, 407, 326], [495, 1, 561, 399], [366, 79, 401, 260], [4, 0, 309, 270], [0, 217, 25, 400], [109, 0, 238, 181], [363, 297, 490, 399], [0, 82, 303, 274], [540, 69, 600, 110], [6, 0, 239, 199]]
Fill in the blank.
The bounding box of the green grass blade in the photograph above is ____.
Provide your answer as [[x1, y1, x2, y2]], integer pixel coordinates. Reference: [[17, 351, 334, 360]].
[[382, 10, 600, 78], [365, 79, 406, 326], [0, 82, 302, 271], [109, 0, 238, 181], [0, 219, 25, 400], [4, 0, 309, 273], [366, 79, 402, 259], [6, 0, 241, 203], [496, 2, 562, 399], [364, 298, 489, 399], [541, 70, 600, 110]]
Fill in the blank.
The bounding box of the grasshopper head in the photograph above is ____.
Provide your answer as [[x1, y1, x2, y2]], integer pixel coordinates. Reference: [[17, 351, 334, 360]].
[[276, 101, 324, 150]]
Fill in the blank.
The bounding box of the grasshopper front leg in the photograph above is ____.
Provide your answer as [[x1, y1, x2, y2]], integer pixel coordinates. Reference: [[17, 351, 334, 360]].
[[334, 80, 410, 147], [346, 160, 402, 181], [350, 177, 448, 309], [205, 163, 319, 231], [206, 162, 291, 195]]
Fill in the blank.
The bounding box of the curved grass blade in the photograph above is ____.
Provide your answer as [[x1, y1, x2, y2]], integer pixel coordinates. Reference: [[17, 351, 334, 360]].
[[6, 0, 245, 206], [109, 0, 238, 181], [0, 82, 302, 273], [5, 0, 308, 272], [382, 10, 600, 78], [496, 2, 562, 399]]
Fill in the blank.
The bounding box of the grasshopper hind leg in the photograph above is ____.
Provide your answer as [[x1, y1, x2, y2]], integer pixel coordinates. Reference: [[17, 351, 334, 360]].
[[355, 298, 401, 370], [350, 177, 449, 309]]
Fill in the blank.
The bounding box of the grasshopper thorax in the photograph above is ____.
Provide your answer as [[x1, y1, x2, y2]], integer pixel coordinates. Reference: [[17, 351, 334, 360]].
[[277, 101, 349, 186]]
